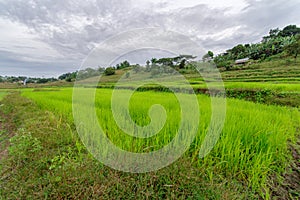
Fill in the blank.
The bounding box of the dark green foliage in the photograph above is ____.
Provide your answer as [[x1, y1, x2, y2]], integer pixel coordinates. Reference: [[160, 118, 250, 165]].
[[179, 59, 186, 69], [151, 58, 157, 66], [285, 35, 300, 59], [116, 60, 131, 70], [33, 78, 58, 84], [75, 67, 106, 80], [202, 51, 214, 61], [156, 57, 175, 67], [213, 56, 232, 69], [0, 76, 57, 84], [279, 25, 300, 37], [146, 60, 151, 72], [152, 55, 196, 70], [37, 78, 51, 84], [214, 25, 300, 68], [231, 44, 246, 58], [263, 25, 300, 41], [104, 67, 116, 76], [208, 51, 214, 58], [65, 77, 72, 82], [58, 71, 77, 81]]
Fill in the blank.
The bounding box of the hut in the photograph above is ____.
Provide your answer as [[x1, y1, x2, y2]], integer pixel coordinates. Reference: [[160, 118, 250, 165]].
[[235, 58, 249, 65]]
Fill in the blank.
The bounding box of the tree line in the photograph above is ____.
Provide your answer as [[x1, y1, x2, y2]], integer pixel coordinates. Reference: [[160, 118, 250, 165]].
[[60, 24, 300, 80], [58, 55, 198, 82], [209, 24, 300, 70], [0, 76, 58, 84]]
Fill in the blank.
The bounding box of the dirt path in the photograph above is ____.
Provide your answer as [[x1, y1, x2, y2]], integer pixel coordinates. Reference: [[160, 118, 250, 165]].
[[283, 137, 300, 198], [0, 101, 16, 161], [272, 133, 300, 199]]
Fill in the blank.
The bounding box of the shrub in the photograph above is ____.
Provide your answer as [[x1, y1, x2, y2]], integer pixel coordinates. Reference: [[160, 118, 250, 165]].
[[104, 67, 116, 76]]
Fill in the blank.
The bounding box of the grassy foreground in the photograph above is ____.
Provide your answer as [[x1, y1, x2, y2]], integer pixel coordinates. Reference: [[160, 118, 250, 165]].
[[0, 88, 298, 198], [0, 92, 244, 199], [0, 91, 7, 101]]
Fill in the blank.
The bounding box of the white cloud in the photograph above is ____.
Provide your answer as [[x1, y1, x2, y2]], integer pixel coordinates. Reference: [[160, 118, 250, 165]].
[[0, 18, 63, 63], [0, 0, 299, 77], [135, 0, 248, 14]]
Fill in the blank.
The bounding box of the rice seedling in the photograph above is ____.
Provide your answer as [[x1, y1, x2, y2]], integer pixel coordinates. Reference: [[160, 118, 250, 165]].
[[21, 87, 300, 193]]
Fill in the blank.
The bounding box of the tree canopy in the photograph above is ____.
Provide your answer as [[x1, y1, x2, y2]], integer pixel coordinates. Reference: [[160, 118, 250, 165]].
[[213, 24, 300, 69]]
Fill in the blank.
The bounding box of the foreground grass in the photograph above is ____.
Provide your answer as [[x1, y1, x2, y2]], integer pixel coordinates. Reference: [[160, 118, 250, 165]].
[[16, 88, 300, 198], [1, 92, 248, 199], [0, 91, 7, 101]]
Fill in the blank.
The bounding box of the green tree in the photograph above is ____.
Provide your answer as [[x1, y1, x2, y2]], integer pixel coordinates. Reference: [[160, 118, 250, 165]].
[[156, 58, 174, 67], [279, 25, 300, 37], [231, 44, 246, 57], [179, 59, 186, 69], [104, 67, 116, 76], [202, 51, 214, 61], [151, 58, 157, 66], [146, 60, 151, 72], [117, 60, 130, 69], [285, 35, 300, 59], [269, 28, 280, 38], [66, 77, 73, 82], [208, 51, 214, 58], [262, 28, 280, 42], [58, 71, 77, 81], [173, 55, 196, 68]]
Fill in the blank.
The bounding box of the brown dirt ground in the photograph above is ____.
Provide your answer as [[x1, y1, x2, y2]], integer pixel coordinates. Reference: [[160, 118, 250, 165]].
[[271, 134, 300, 199]]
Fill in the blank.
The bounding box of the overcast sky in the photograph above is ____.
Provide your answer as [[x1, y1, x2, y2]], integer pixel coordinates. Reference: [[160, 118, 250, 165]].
[[0, 0, 299, 77]]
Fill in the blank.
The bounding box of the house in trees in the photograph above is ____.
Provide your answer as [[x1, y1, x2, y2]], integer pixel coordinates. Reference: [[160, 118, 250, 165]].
[[235, 58, 249, 65]]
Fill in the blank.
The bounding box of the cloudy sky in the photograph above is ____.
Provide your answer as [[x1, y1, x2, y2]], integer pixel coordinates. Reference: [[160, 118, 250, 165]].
[[0, 0, 299, 77]]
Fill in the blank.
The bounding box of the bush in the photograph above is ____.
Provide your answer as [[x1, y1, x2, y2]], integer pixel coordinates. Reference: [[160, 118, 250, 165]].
[[216, 61, 232, 70], [104, 67, 116, 76], [66, 77, 73, 82]]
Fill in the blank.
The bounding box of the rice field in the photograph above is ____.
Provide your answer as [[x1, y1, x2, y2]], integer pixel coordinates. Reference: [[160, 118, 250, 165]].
[[221, 58, 300, 82], [21, 87, 300, 194], [0, 91, 7, 101]]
